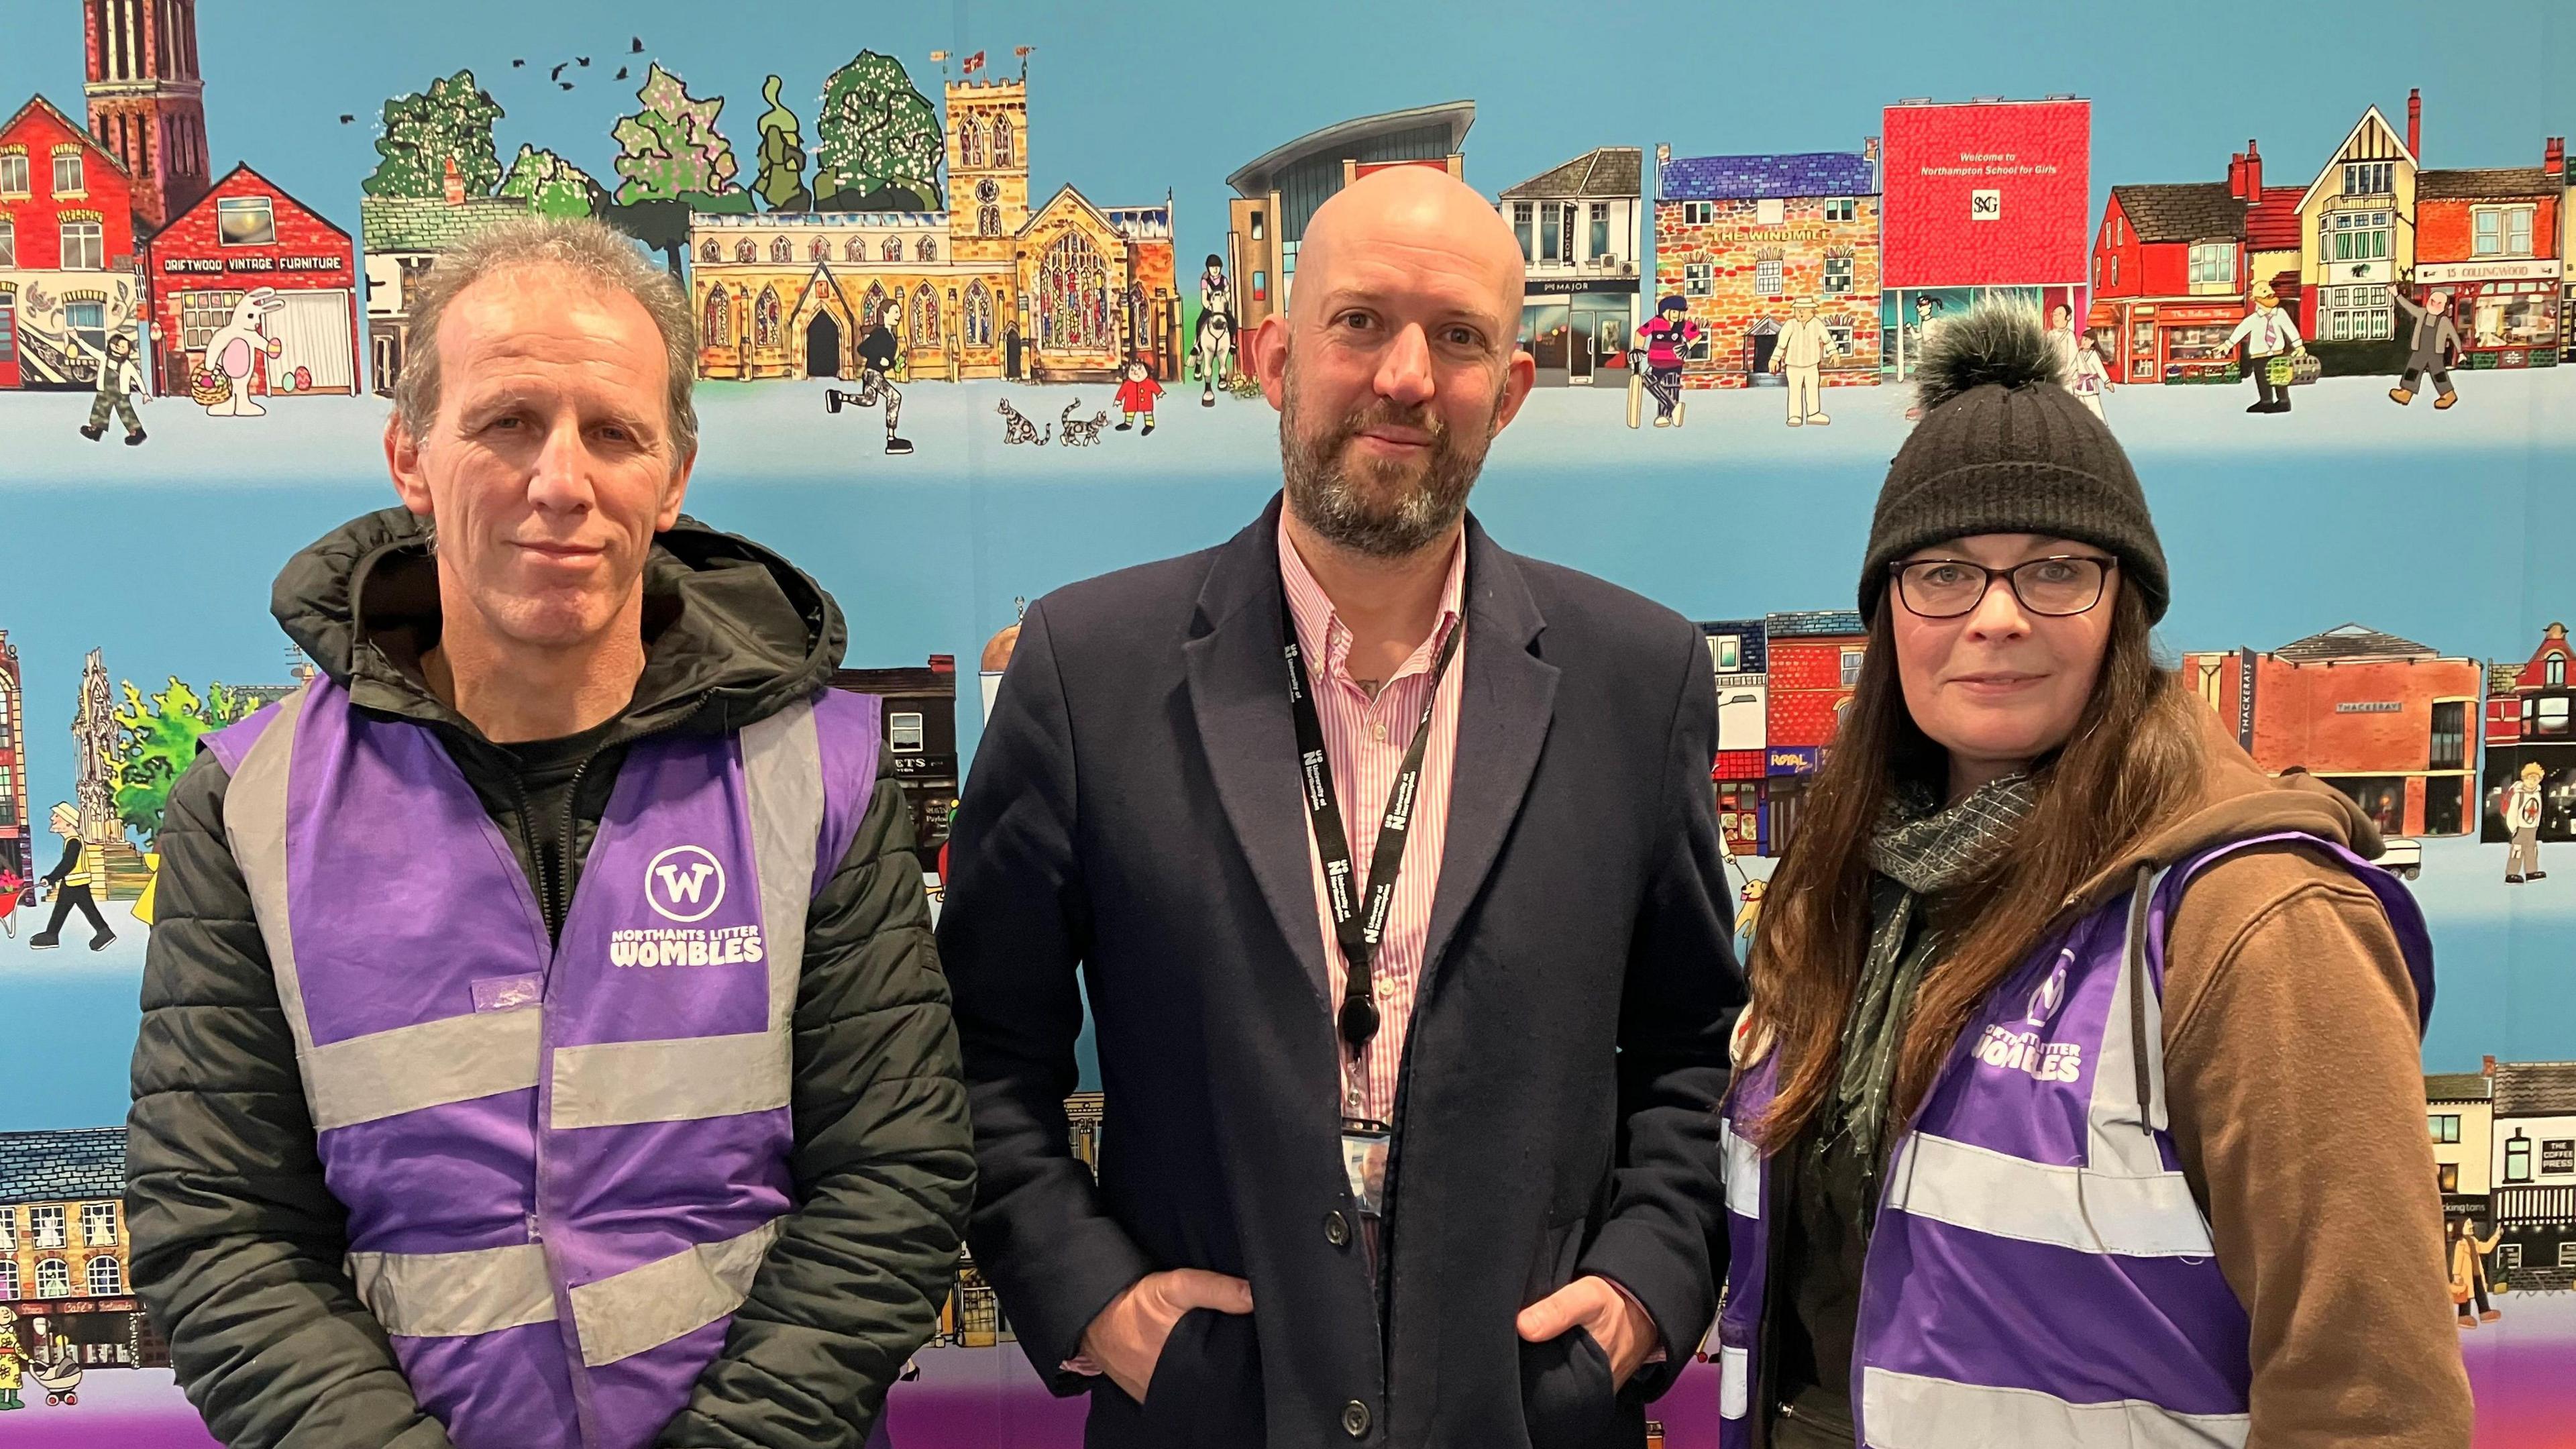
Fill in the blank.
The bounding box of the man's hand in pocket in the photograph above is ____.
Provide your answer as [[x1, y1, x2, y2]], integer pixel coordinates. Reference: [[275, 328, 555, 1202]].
[[1076, 1269, 1255, 1403]]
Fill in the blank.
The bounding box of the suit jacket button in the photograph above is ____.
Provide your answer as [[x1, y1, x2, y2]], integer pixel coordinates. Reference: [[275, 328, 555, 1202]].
[[1324, 1210, 1350, 1248], [1342, 1400, 1371, 1438]]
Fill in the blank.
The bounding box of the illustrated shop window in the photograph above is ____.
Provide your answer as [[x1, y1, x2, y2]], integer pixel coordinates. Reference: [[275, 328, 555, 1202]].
[[35, 1257, 68, 1299], [217, 195, 276, 247], [1512, 202, 1534, 261], [2342, 160, 2393, 197], [2438, 1163, 2459, 1193], [53, 150, 83, 195], [0, 152, 25, 195], [1755, 259, 1782, 297], [1682, 201, 1713, 226], [1589, 202, 1611, 261], [2504, 1134, 2532, 1183], [1686, 334, 1709, 363], [1826, 321, 1854, 355], [2538, 697, 2570, 737], [2430, 701, 2467, 770], [890, 712, 924, 754], [2498, 1243, 2522, 1271], [30, 1205, 64, 1248], [1708, 635, 1741, 673], [87, 1254, 123, 1296], [80, 1201, 116, 1246], [1824, 254, 1854, 294], [0, 1259, 13, 1301], [2186, 243, 2234, 291], [1684, 262, 1712, 297], [65, 302, 105, 361], [1540, 203, 1563, 263], [1825, 197, 1856, 223], [2471, 282, 2558, 351], [1756, 198, 1785, 226], [1840, 648, 1864, 688], [0, 1208, 13, 1251], [2430, 1114, 2461, 1144], [60, 219, 105, 270], [2163, 323, 2237, 372], [2564, 1242, 2576, 1269]]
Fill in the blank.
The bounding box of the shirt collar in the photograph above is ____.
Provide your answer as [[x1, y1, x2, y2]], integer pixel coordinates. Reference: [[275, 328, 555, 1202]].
[[1279, 513, 1467, 687]]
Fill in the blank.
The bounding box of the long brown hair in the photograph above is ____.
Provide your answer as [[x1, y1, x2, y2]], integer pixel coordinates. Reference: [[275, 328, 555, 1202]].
[[1746, 582, 2206, 1151]]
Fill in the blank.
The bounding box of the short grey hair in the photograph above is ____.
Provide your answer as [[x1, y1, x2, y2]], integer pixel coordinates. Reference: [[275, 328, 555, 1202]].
[[392, 215, 699, 466]]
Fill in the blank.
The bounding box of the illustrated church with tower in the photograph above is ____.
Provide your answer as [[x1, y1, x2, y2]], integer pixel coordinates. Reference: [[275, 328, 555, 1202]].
[[690, 62, 1181, 385], [82, 0, 213, 235]]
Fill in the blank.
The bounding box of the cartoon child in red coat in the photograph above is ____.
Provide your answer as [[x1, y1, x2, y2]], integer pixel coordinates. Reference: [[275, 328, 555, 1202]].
[[1114, 360, 1165, 435]]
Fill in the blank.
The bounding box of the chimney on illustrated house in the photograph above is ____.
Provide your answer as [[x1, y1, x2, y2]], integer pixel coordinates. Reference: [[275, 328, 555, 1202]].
[[443, 155, 466, 207], [2547, 137, 2566, 180], [2406, 88, 2421, 157], [2482, 1055, 2497, 1079], [2243, 140, 2262, 197]]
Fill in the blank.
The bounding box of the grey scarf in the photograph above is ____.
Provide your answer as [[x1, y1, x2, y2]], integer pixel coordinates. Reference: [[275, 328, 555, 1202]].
[[1829, 773, 2039, 1171]]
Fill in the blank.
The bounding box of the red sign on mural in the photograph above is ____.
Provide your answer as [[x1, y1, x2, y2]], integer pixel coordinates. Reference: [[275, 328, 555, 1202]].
[[1880, 99, 2091, 288]]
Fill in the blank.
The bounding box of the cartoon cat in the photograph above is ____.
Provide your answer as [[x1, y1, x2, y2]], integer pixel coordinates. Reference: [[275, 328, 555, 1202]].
[[998, 398, 1050, 445]]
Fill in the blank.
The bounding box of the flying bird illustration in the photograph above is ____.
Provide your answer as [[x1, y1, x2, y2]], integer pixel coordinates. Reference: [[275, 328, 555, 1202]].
[[614, 66, 629, 80], [557, 80, 574, 91], [549, 62, 568, 80], [338, 113, 354, 124], [576, 56, 590, 67], [511, 58, 525, 68], [630, 36, 645, 52]]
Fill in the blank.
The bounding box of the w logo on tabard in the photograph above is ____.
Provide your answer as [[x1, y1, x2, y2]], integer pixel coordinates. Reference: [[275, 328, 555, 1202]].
[[2025, 952, 2072, 1027], [645, 845, 727, 923]]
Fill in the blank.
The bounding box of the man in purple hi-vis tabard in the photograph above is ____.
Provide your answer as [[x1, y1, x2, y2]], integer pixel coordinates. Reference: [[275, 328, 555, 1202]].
[[123, 216, 973, 1449]]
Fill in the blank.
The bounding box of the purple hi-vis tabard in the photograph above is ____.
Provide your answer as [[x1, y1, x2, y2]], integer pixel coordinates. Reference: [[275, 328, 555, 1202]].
[[206, 678, 882, 1449], [1713, 833, 2433, 1449]]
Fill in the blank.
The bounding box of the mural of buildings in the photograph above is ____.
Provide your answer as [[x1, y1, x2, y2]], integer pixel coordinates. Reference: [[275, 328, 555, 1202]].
[[830, 655, 960, 871], [1652, 146, 1882, 390], [1701, 619, 1770, 857], [692, 73, 1179, 384], [940, 1093, 1100, 1349], [1224, 101, 1474, 337], [68, 647, 146, 898], [2413, 140, 2565, 370], [2087, 142, 2302, 384], [357, 166, 530, 395], [80, 0, 209, 235], [0, 1128, 160, 1370], [2179, 624, 2482, 838], [2482, 621, 2576, 844], [1498, 146, 1642, 388], [0, 630, 23, 880], [1759, 610, 1866, 855], [2430, 1064, 2496, 1221], [0, 93, 143, 390], [144, 162, 358, 397], [2491, 1060, 2576, 1291], [2293, 94, 2419, 344], [1878, 96, 2090, 380]]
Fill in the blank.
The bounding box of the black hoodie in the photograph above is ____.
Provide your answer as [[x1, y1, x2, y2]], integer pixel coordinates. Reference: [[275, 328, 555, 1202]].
[[125, 508, 973, 1449]]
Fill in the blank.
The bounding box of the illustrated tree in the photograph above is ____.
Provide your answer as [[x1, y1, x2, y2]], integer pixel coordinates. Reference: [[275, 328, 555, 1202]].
[[364, 70, 504, 199], [610, 63, 743, 206], [751, 76, 811, 213], [499, 145, 606, 219], [112, 678, 250, 843], [811, 51, 943, 211]]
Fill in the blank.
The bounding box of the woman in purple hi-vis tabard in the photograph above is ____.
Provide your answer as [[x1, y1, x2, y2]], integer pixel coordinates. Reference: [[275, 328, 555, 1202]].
[[1714, 302, 2471, 1449]]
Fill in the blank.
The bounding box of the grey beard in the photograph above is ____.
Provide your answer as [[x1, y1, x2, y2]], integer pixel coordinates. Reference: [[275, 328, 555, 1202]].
[[1278, 367, 1497, 559]]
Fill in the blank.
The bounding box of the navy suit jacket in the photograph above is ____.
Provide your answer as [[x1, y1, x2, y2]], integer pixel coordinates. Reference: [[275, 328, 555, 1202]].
[[940, 496, 1743, 1448]]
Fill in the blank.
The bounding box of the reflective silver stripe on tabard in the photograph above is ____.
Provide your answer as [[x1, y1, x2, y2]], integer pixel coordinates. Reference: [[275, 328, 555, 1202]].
[[1860, 1367, 2250, 1449], [567, 1218, 784, 1366], [221, 687, 316, 1059], [739, 698, 824, 1037], [1721, 1120, 1762, 1220], [307, 1009, 544, 1130], [549, 1030, 789, 1129], [1884, 1132, 2216, 1258], [347, 1242, 558, 1339]]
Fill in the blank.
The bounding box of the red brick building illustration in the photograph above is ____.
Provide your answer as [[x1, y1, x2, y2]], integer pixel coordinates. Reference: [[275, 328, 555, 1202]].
[[2412, 139, 2565, 370], [1651, 146, 1881, 388], [0, 93, 142, 390], [2482, 622, 2576, 843], [81, 0, 209, 235], [144, 163, 360, 396], [1762, 610, 1867, 853], [2087, 141, 2303, 384], [2182, 624, 2483, 838], [0, 629, 25, 881]]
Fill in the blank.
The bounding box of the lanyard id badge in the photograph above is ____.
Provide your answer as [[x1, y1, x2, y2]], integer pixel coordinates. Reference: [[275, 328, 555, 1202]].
[[1340, 1118, 1393, 1218]]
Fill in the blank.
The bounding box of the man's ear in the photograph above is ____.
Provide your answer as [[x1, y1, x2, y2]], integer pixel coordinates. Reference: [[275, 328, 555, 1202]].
[[659, 449, 695, 533], [1490, 347, 1538, 435], [1250, 316, 1289, 411], [386, 414, 434, 520]]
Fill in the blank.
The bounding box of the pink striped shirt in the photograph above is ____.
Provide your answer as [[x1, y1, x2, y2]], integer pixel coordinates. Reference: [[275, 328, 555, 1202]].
[[1279, 517, 1466, 1127]]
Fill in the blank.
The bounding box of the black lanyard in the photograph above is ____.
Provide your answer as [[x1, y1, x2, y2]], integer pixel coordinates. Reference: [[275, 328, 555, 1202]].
[[1281, 595, 1462, 1060]]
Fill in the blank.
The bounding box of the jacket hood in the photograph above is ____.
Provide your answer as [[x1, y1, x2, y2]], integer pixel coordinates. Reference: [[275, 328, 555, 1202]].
[[2061, 700, 2385, 919], [271, 507, 847, 741]]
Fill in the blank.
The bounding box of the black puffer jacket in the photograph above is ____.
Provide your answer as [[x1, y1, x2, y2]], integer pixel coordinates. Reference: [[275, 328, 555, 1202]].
[[125, 508, 973, 1449]]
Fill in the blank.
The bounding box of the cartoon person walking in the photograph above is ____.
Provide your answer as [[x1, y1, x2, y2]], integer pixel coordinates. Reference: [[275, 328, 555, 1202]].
[[1114, 358, 1164, 435], [823, 303, 914, 455], [2390, 280, 2465, 410], [2222, 282, 2306, 413], [2449, 1216, 2503, 1327], [30, 802, 115, 953], [0, 1306, 24, 1411], [1631, 296, 1698, 428], [76, 329, 147, 446], [2503, 761, 2548, 883]]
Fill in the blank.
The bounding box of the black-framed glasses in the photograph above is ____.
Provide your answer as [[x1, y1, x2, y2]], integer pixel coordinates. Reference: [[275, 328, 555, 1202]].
[[1890, 555, 2116, 619]]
